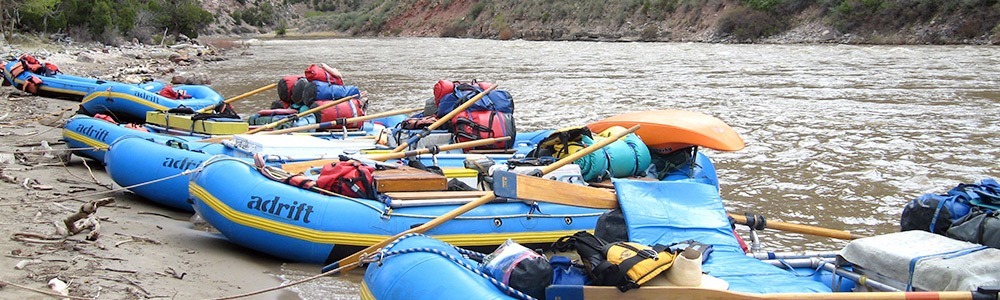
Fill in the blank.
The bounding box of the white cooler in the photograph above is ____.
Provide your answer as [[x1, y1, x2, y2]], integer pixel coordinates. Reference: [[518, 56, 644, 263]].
[[226, 135, 379, 160], [840, 230, 1000, 291]]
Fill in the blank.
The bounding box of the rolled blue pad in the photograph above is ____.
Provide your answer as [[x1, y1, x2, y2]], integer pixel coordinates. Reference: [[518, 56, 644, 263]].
[[364, 235, 516, 300], [612, 179, 833, 293]]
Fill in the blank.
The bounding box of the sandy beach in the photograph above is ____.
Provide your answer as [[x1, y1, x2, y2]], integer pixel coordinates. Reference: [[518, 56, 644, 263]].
[[0, 39, 322, 299]]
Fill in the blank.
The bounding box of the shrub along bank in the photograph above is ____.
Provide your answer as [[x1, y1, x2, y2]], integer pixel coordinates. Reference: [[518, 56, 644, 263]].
[[1, 0, 212, 45]]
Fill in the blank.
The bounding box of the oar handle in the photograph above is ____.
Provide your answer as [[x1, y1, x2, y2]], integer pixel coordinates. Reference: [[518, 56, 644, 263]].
[[197, 83, 277, 113], [728, 213, 867, 240], [245, 94, 357, 134], [260, 107, 421, 136], [320, 124, 641, 275], [391, 84, 499, 152], [367, 136, 512, 161]]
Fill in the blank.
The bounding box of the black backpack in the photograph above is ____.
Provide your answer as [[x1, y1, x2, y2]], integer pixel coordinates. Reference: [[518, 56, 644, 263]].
[[552, 231, 674, 292]]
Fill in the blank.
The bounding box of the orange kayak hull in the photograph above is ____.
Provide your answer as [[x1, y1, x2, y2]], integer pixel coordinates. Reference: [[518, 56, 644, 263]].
[[588, 110, 745, 154]]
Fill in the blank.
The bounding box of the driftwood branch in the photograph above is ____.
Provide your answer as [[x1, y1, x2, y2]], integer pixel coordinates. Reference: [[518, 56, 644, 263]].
[[63, 197, 115, 239]]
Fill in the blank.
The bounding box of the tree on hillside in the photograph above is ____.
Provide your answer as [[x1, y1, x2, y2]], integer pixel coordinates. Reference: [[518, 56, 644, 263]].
[[0, 0, 213, 44], [151, 0, 214, 39]]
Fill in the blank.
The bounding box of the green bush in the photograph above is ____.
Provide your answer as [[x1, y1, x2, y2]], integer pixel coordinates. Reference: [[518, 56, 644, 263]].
[[469, 2, 488, 19], [744, 0, 786, 10], [7, 0, 213, 43], [276, 20, 288, 36], [716, 6, 787, 41]]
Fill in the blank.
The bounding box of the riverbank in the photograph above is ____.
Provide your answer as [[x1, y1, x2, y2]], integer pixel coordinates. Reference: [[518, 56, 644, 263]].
[[0, 38, 313, 299]]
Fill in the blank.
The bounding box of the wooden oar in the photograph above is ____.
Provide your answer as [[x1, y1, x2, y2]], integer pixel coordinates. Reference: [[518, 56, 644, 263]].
[[492, 172, 868, 240], [550, 285, 993, 300], [245, 94, 356, 134], [260, 107, 421, 135], [280, 136, 512, 174], [727, 213, 866, 240], [390, 84, 498, 152], [199, 107, 419, 144], [320, 124, 641, 274], [196, 83, 277, 114]]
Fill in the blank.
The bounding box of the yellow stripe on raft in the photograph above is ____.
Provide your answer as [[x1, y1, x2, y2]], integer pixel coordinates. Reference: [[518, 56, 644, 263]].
[[190, 182, 581, 247], [359, 281, 375, 300], [61, 129, 110, 150], [81, 90, 169, 111], [11, 78, 87, 96]]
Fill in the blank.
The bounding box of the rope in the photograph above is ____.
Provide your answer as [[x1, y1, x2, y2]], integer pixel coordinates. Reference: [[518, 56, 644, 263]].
[[4, 105, 77, 126], [776, 258, 825, 277], [2, 146, 102, 154], [49, 165, 204, 202], [207, 260, 363, 300]]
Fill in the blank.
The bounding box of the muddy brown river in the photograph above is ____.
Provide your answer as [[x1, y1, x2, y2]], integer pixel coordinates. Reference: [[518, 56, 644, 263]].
[[201, 38, 999, 298]]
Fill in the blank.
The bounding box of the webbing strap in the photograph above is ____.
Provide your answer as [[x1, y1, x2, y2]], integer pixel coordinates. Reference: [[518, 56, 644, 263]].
[[905, 245, 988, 291], [928, 196, 950, 232]]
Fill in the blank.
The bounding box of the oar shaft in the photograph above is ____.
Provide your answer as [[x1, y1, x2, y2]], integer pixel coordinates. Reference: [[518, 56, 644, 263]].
[[367, 136, 512, 161], [198, 83, 277, 113], [246, 94, 356, 134], [759, 291, 979, 300], [260, 107, 420, 135], [391, 84, 499, 152], [728, 213, 866, 240], [570, 286, 986, 300], [495, 172, 867, 241], [280, 137, 511, 174]]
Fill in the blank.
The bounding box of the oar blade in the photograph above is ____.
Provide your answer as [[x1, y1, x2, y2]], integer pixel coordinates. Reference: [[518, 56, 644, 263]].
[[491, 170, 519, 200], [492, 171, 619, 209], [547, 285, 764, 300]]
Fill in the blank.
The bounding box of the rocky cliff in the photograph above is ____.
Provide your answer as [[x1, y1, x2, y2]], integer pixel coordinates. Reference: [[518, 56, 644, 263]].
[[220, 0, 1000, 44]]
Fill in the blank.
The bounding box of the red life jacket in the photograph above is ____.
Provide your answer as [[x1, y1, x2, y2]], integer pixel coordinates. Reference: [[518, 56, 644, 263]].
[[311, 98, 366, 129], [450, 110, 516, 152], [12, 55, 59, 77], [158, 85, 191, 100], [22, 75, 43, 94], [19, 55, 43, 73], [304, 64, 344, 86], [315, 160, 376, 199], [93, 114, 118, 124]]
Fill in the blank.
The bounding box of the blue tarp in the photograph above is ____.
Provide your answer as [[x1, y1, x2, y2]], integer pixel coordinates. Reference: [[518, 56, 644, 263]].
[[613, 179, 833, 293]]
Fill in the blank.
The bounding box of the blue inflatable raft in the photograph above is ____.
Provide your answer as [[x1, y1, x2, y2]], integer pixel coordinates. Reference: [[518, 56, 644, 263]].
[[79, 83, 223, 122], [187, 141, 719, 264], [62, 114, 206, 163], [3, 59, 165, 100], [362, 180, 844, 299], [105, 136, 226, 211], [189, 157, 604, 264]]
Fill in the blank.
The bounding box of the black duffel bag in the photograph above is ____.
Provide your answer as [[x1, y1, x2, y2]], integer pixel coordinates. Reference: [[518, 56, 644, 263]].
[[946, 210, 1000, 249]]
